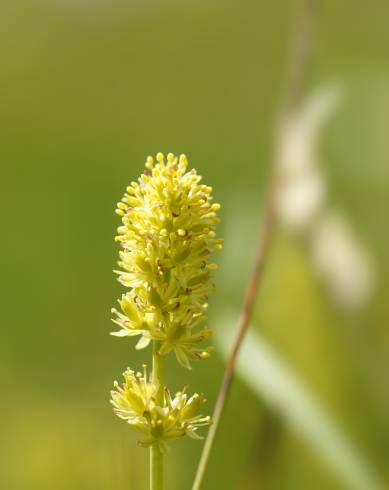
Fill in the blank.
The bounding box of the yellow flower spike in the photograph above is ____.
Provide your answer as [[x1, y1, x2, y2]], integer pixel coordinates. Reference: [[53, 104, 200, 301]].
[[110, 151, 221, 477], [111, 152, 222, 369]]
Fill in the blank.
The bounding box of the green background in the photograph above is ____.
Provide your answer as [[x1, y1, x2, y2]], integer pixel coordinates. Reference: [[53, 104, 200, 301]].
[[1, 1, 389, 488]]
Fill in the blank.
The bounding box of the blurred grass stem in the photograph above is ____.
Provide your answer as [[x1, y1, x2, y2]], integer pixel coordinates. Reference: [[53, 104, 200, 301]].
[[192, 1, 317, 489]]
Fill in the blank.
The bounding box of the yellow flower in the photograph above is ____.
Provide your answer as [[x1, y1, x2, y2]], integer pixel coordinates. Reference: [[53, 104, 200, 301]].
[[111, 367, 211, 450], [111, 152, 222, 368]]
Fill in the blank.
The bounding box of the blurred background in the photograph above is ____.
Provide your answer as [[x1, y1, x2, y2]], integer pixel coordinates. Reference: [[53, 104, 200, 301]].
[[1, 0, 389, 489]]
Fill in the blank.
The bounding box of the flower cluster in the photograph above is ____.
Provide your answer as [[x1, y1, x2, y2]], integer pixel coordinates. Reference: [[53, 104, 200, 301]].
[[111, 152, 223, 368], [110, 152, 221, 448], [111, 367, 210, 451]]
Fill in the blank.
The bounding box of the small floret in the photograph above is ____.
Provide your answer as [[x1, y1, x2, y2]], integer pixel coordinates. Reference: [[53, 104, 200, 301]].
[[111, 367, 211, 450]]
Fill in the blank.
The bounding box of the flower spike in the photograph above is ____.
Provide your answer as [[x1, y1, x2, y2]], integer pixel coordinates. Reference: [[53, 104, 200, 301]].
[[111, 152, 223, 368], [110, 152, 221, 469]]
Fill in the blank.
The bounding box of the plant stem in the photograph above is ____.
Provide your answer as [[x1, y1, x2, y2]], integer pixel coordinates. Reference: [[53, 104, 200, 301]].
[[192, 1, 317, 489], [150, 341, 165, 490], [150, 444, 163, 490], [152, 341, 165, 405]]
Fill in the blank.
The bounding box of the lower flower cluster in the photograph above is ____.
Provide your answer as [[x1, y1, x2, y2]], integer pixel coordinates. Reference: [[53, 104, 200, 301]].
[[111, 367, 211, 450]]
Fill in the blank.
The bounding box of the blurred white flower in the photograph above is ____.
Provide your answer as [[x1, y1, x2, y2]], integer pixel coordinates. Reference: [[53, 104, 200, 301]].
[[276, 169, 326, 231], [274, 83, 375, 309], [311, 213, 374, 309], [277, 84, 342, 176], [275, 84, 341, 230]]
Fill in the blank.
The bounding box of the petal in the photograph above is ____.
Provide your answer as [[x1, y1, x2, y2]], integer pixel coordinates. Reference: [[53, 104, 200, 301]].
[[110, 329, 140, 337], [135, 336, 151, 350], [175, 347, 192, 370]]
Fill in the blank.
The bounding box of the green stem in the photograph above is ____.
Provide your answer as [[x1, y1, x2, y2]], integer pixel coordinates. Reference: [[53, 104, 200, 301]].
[[150, 341, 165, 490], [150, 445, 163, 490], [152, 341, 165, 404]]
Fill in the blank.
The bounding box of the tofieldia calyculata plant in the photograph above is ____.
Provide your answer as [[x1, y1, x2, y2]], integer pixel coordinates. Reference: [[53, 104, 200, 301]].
[[110, 152, 222, 489]]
